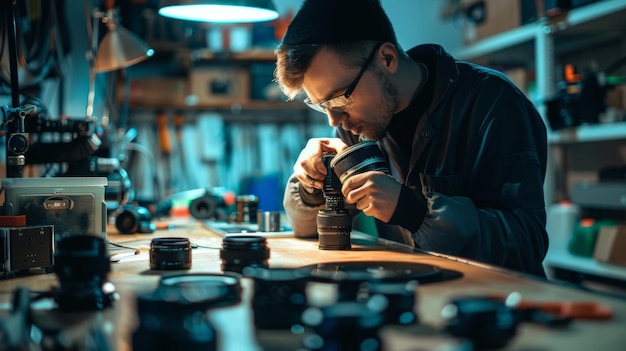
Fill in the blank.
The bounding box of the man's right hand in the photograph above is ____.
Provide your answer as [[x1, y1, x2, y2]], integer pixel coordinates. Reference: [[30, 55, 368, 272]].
[[294, 138, 348, 193]]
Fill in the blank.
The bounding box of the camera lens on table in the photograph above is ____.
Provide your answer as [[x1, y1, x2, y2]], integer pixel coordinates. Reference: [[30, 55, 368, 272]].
[[53, 235, 117, 311], [358, 279, 419, 325], [158, 272, 242, 308], [220, 235, 270, 273], [115, 205, 155, 234], [150, 237, 192, 270], [133, 272, 245, 351], [317, 154, 352, 250], [301, 301, 384, 351], [244, 267, 309, 329], [133, 289, 218, 351], [441, 296, 518, 350]]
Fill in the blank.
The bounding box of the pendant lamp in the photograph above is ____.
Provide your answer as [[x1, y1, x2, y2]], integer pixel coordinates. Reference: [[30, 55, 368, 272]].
[[158, 0, 279, 23]]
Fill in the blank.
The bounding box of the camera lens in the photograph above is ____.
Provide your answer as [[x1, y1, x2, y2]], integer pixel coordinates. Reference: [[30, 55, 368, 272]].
[[7, 133, 29, 155], [244, 267, 308, 329], [115, 205, 155, 234], [158, 272, 242, 308], [150, 237, 192, 270], [318, 154, 352, 250], [359, 280, 419, 325], [301, 301, 384, 351], [53, 235, 117, 311], [189, 195, 217, 220], [317, 212, 352, 250], [220, 235, 270, 273], [133, 288, 218, 351], [330, 141, 390, 183], [442, 297, 517, 350]]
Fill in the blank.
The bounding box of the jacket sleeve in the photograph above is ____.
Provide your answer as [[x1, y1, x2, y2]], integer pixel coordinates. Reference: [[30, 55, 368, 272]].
[[284, 132, 361, 238], [282, 173, 324, 238]]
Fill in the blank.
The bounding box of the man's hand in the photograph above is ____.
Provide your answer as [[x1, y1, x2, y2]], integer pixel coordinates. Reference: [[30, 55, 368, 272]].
[[294, 138, 348, 193], [341, 171, 401, 222]]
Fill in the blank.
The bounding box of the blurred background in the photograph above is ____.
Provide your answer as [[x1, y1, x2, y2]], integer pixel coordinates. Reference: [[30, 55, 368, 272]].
[[0, 0, 464, 212], [1, 0, 625, 291]]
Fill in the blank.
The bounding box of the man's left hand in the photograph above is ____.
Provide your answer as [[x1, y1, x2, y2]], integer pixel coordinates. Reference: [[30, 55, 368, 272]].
[[341, 171, 401, 223]]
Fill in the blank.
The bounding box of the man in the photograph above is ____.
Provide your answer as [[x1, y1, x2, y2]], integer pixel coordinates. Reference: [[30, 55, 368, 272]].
[[275, 0, 548, 276]]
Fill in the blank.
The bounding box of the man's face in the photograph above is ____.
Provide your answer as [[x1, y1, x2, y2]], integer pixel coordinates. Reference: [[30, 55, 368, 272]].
[[302, 48, 398, 141]]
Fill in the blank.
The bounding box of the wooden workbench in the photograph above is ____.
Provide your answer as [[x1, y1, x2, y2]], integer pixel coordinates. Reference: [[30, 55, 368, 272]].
[[1, 219, 625, 351]]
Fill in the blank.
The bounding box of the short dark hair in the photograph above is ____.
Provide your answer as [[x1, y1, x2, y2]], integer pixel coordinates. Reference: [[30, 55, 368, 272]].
[[280, 0, 397, 46], [274, 0, 398, 99]]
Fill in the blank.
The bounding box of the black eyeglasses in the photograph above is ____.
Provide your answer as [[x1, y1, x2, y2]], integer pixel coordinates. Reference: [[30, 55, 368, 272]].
[[304, 43, 382, 114]]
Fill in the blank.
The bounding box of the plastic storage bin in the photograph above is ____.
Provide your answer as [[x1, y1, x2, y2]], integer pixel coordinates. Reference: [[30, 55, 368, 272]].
[[1, 177, 108, 240]]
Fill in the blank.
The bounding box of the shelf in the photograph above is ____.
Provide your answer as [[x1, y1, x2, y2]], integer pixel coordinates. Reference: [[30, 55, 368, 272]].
[[544, 249, 626, 282], [147, 41, 277, 62], [571, 182, 626, 210], [547, 0, 626, 33], [455, 21, 540, 63], [128, 100, 306, 111], [550, 0, 626, 56], [547, 121, 626, 144], [190, 48, 277, 62], [455, 0, 626, 64], [128, 102, 311, 124]]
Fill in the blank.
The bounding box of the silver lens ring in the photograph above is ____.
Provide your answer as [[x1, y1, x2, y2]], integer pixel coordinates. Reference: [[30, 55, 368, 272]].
[[330, 141, 380, 169], [339, 158, 389, 183]]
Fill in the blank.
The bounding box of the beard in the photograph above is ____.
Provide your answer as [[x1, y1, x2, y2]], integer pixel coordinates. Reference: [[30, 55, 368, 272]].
[[354, 68, 398, 141]]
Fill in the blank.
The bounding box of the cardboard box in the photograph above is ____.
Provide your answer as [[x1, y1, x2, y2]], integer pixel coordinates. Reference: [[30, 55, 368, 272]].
[[594, 225, 626, 266], [129, 78, 188, 106], [503, 67, 535, 96], [189, 66, 250, 105], [462, 0, 541, 44]]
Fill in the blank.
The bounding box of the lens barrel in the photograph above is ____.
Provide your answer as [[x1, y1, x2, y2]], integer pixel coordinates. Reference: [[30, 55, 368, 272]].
[[220, 235, 270, 273], [245, 267, 309, 329], [53, 235, 117, 311], [317, 154, 352, 250], [150, 237, 192, 270], [330, 141, 390, 183], [317, 211, 352, 250]]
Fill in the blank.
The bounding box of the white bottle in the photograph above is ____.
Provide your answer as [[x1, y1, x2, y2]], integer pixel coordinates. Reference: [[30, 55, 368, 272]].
[[546, 201, 581, 252]]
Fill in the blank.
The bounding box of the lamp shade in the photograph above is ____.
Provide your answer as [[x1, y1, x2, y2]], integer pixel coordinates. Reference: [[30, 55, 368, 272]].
[[158, 0, 279, 23], [95, 26, 154, 73]]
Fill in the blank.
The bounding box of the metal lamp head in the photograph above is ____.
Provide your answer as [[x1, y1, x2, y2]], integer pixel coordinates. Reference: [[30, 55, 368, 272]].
[[94, 8, 154, 73]]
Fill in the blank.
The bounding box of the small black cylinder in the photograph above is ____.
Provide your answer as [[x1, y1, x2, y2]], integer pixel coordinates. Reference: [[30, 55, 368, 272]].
[[245, 267, 309, 329], [53, 235, 117, 311], [301, 301, 384, 351], [133, 289, 217, 351], [220, 235, 270, 273], [317, 211, 352, 250], [150, 237, 192, 270]]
